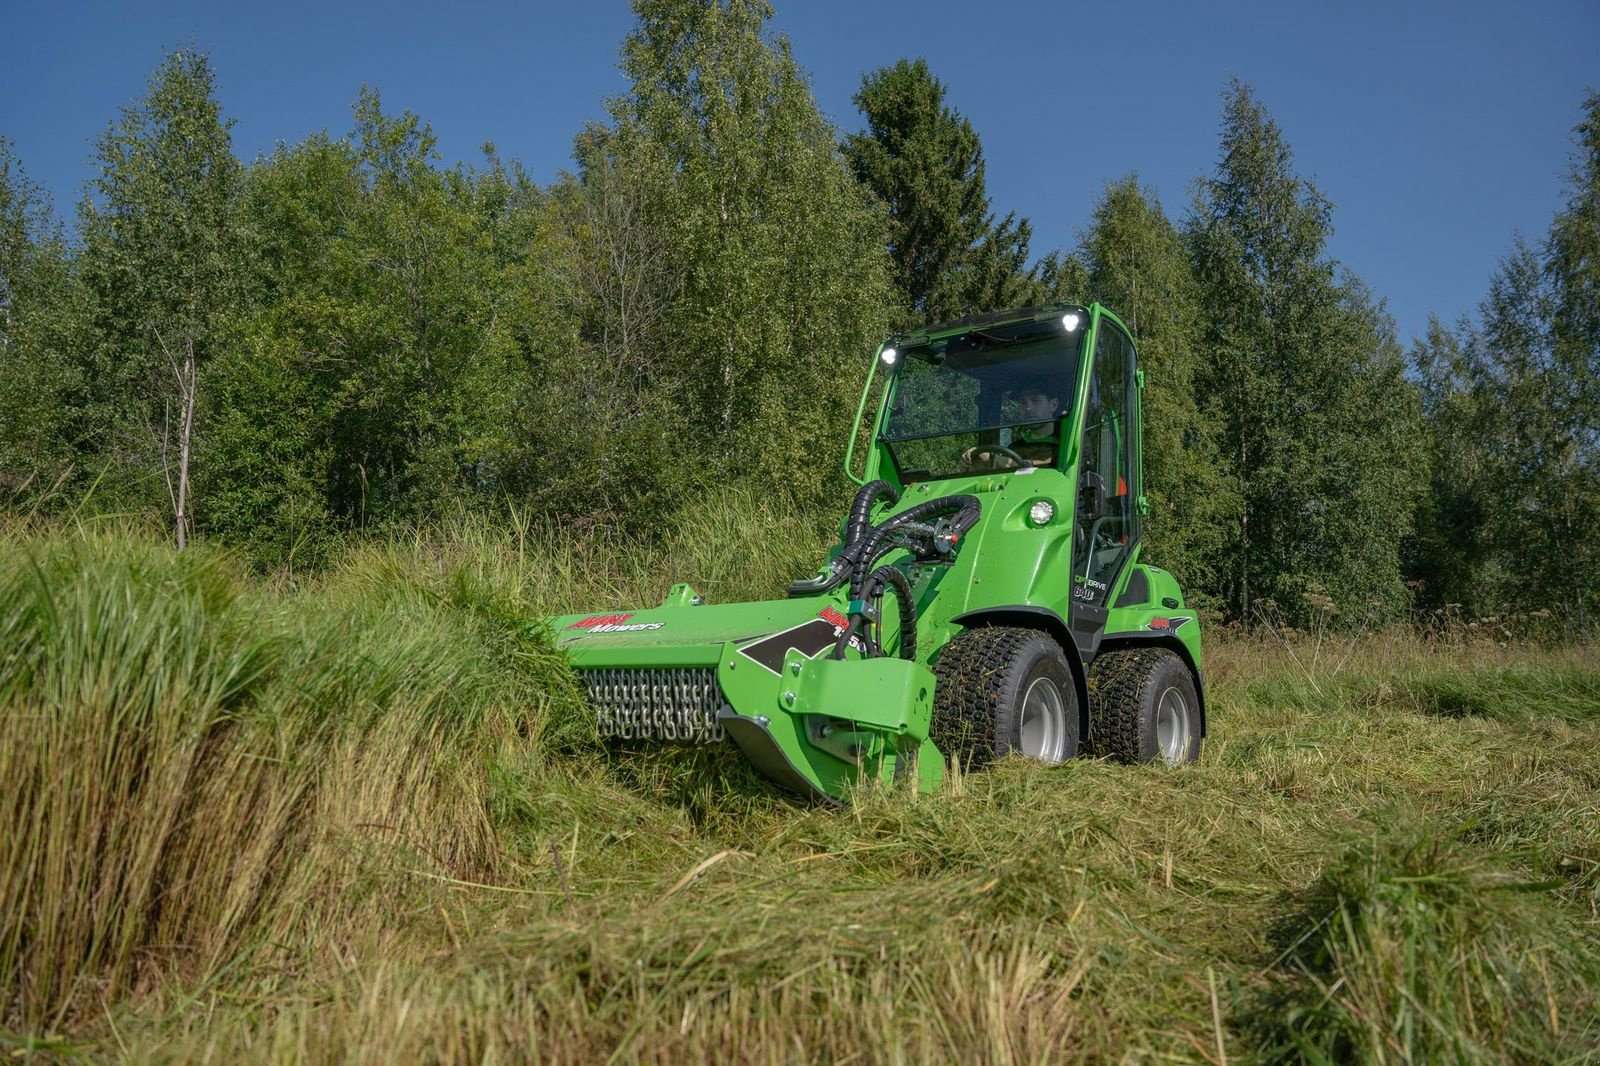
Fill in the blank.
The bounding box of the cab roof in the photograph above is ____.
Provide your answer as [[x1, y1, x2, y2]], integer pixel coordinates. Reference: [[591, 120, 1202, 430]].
[[893, 302, 1088, 347]]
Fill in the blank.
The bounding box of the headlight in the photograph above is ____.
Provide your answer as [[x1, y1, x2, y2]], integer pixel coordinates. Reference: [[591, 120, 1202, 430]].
[[880, 347, 898, 366], [1027, 499, 1055, 526]]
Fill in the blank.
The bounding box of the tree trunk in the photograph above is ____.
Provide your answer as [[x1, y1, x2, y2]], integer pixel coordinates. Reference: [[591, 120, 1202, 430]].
[[1239, 438, 1249, 629], [156, 322, 197, 550], [174, 336, 195, 551]]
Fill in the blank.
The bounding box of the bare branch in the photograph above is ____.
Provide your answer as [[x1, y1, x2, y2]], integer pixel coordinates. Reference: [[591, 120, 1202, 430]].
[[151, 321, 185, 392], [160, 396, 178, 517]]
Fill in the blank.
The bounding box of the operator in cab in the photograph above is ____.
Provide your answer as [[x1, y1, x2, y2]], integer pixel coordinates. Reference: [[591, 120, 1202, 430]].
[[962, 384, 1062, 470]]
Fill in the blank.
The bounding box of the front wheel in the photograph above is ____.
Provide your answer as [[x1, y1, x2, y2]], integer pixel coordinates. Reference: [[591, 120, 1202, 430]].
[[1086, 648, 1202, 765], [931, 627, 1080, 770]]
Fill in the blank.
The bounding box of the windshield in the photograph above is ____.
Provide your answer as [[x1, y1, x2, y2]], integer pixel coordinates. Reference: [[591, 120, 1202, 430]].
[[880, 316, 1085, 481]]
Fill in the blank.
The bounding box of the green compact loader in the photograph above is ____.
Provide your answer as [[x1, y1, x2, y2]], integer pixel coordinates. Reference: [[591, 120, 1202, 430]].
[[548, 303, 1205, 802]]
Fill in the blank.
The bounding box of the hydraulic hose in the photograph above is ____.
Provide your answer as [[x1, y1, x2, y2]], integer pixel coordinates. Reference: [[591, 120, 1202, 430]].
[[845, 494, 981, 600], [791, 485, 981, 658], [787, 479, 901, 597], [836, 564, 916, 661], [871, 565, 917, 660], [846, 480, 899, 546], [826, 493, 981, 659]]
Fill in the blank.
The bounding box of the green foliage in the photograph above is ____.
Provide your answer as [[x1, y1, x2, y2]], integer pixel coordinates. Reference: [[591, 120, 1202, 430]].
[[594, 0, 896, 512], [200, 93, 519, 562], [0, 139, 41, 356], [1548, 91, 1600, 414], [1541, 92, 1600, 631], [1189, 82, 1423, 625], [76, 49, 242, 530], [9, 20, 894, 556], [0, 142, 82, 502], [1408, 315, 1499, 615], [0, 32, 1591, 635], [499, 123, 696, 528], [844, 57, 1042, 327], [1410, 93, 1600, 635], [1076, 176, 1233, 601]]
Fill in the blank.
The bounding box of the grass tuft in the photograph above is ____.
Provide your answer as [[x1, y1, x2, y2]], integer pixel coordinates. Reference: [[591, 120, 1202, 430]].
[[1257, 833, 1600, 1062]]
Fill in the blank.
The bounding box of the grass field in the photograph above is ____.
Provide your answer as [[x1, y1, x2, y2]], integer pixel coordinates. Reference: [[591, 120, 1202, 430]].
[[3, 508, 1598, 1063]]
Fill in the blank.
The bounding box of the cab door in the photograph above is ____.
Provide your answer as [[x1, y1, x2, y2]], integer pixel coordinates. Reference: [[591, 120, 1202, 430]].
[[1068, 314, 1141, 660]]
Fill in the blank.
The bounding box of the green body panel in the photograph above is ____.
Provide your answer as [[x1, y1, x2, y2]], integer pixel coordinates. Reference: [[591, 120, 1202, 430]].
[[1103, 562, 1205, 677], [546, 302, 1206, 802], [553, 597, 823, 668]]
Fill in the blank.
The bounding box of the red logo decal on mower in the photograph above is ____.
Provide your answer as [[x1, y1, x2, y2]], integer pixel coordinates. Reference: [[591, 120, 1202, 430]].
[[569, 613, 633, 629], [1147, 616, 1191, 633], [564, 613, 665, 635], [818, 606, 850, 630]]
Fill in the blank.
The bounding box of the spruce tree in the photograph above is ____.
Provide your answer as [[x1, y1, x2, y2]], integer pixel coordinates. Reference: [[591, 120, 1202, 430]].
[[844, 58, 1036, 326]]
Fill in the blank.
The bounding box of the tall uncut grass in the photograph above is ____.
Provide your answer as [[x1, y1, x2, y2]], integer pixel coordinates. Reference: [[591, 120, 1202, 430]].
[[0, 527, 515, 1033], [2, 496, 1597, 1062]]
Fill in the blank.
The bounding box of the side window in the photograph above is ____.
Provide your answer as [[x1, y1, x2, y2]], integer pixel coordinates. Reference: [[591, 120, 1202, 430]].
[[1072, 324, 1137, 607]]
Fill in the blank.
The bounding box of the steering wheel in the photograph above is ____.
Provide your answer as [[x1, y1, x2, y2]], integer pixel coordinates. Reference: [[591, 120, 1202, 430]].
[[972, 444, 1026, 469]]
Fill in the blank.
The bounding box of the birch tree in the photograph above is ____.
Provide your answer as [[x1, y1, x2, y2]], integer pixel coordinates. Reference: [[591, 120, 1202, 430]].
[[81, 50, 240, 548], [1189, 82, 1421, 624]]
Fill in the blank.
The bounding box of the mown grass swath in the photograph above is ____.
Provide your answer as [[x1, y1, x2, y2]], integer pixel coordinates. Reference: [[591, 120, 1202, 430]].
[[2, 509, 1597, 1060]]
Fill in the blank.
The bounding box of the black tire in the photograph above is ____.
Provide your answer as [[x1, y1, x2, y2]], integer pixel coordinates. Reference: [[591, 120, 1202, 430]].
[[1086, 648, 1202, 765], [931, 626, 1079, 770]]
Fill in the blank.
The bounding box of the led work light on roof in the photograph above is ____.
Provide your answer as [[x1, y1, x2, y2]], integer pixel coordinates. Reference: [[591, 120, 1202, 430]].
[[880, 347, 899, 366], [1061, 312, 1081, 332]]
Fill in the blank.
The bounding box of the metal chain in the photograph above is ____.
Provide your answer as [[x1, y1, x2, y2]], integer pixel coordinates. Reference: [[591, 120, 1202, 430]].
[[582, 668, 726, 744]]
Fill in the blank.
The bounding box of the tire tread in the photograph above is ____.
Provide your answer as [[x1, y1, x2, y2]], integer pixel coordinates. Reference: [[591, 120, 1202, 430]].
[[1087, 647, 1178, 762], [930, 626, 1037, 768]]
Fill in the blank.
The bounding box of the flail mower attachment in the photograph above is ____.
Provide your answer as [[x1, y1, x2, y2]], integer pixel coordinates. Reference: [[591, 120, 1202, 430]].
[[548, 482, 981, 803]]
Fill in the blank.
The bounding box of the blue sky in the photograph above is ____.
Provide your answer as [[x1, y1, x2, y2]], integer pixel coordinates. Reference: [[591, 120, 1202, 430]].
[[1, 0, 1595, 345]]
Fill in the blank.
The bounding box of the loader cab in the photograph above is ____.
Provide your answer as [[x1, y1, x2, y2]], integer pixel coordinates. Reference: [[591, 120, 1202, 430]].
[[872, 309, 1087, 483], [851, 303, 1146, 659]]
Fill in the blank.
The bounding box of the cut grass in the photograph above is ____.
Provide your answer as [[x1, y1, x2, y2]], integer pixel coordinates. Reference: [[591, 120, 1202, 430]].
[[2, 511, 1597, 1062]]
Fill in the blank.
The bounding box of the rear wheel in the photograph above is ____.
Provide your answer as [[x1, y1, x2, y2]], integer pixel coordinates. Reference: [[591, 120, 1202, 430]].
[[1086, 648, 1201, 765], [931, 627, 1080, 770]]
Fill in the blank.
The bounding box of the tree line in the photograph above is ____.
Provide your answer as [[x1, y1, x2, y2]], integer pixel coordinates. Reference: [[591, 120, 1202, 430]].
[[0, 0, 1595, 635]]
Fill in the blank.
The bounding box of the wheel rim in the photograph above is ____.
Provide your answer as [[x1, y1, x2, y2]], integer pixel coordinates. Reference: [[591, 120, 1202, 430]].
[[1018, 676, 1068, 763], [1155, 686, 1192, 765]]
